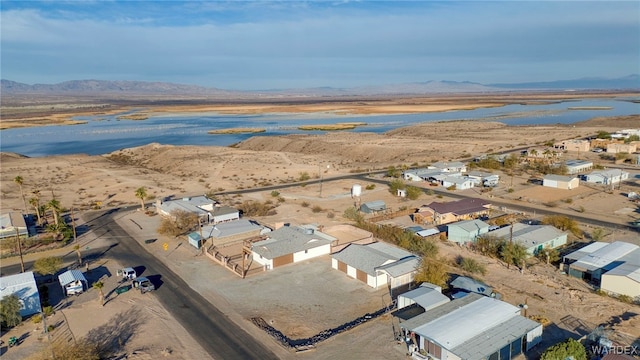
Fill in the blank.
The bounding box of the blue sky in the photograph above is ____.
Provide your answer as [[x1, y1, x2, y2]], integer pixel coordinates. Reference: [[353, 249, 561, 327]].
[[1, 1, 638, 90]]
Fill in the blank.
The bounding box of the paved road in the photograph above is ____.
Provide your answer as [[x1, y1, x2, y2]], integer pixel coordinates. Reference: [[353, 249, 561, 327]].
[[86, 208, 278, 360]]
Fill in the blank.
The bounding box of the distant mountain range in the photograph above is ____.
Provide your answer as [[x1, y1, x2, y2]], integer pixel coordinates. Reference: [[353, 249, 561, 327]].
[[1, 75, 638, 97]]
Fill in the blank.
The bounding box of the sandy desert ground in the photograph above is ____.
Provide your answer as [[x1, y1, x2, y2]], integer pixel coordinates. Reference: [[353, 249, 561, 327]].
[[1, 94, 639, 359]]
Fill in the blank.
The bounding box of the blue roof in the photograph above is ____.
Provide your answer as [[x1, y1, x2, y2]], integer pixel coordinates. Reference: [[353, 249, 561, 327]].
[[58, 269, 87, 286]]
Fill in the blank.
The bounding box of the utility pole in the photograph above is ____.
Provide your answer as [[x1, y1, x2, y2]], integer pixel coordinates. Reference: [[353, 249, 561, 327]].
[[16, 227, 25, 273]]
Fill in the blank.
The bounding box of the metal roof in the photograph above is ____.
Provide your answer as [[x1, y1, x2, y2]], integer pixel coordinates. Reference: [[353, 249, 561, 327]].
[[416, 228, 440, 237], [0, 271, 36, 291], [208, 219, 262, 238], [571, 241, 639, 272], [332, 241, 415, 276], [603, 262, 640, 283], [211, 206, 239, 217], [427, 198, 490, 216], [376, 256, 421, 278], [452, 315, 542, 360], [447, 219, 490, 233], [398, 286, 450, 311], [543, 174, 576, 182], [58, 270, 87, 287], [563, 242, 609, 262], [489, 223, 566, 250], [251, 226, 332, 259], [360, 200, 386, 210], [408, 295, 531, 356]]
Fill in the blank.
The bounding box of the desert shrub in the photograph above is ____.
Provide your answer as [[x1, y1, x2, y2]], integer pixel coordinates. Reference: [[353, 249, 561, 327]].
[[270, 190, 280, 197], [157, 209, 199, 237], [388, 178, 405, 194], [507, 188, 514, 193], [540, 338, 586, 360], [301, 201, 310, 207], [343, 207, 364, 223], [365, 184, 376, 190], [32, 314, 43, 324], [327, 212, 335, 219], [595, 289, 608, 297], [33, 256, 63, 276], [42, 305, 55, 317], [563, 198, 573, 204], [618, 295, 633, 304], [406, 186, 422, 200], [298, 172, 310, 181], [237, 200, 277, 217], [47, 324, 55, 332], [426, 189, 434, 196], [414, 257, 449, 288], [542, 215, 582, 238], [456, 256, 487, 275], [277, 196, 285, 203], [312, 205, 323, 213], [446, 185, 456, 191]]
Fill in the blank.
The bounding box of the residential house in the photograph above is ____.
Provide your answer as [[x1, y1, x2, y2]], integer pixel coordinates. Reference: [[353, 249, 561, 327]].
[[607, 143, 637, 154], [564, 241, 639, 283], [564, 159, 593, 174], [521, 147, 561, 163], [611, 129, 640, 140], [398, 293, 542, 360], [446, 219, 490, 244], [429, 161, 467, 173], [203, 219, 266, 247], [488, 223, 568, 255], [442, 176, 474, 190], [581, 169, 629, 185], [0, 271, 41, 317], [0, 212, 28, 241], [332, 241, 420, 290], [467, 171, 500, 187], [554, 139, 590, 152], [251, 225, 335, 270], [156, 196, 216, 223], [425, 198, 491, 225], [210, 205, 240, 224], [403, 168, 445, 182], [360, 200, 386, 214], [542, 174, 579, 190]]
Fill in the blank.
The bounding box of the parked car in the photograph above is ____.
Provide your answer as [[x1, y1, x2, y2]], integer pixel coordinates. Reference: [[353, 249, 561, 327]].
[[116, 267, 137, 281], [132, 277, 155, 293]]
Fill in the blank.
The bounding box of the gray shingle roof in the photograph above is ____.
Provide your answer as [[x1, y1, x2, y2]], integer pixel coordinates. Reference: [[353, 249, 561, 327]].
[[332, 242, 415, 276], [251, 226, 332, 259]]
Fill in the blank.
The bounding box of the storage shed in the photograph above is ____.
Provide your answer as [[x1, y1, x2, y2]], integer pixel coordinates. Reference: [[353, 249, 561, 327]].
[[58, 270, 88, 296], [397, 283, 450, 311], [600, 261, 640, 299], [360, 200, 386, 214], [0, 271, 41, 317]]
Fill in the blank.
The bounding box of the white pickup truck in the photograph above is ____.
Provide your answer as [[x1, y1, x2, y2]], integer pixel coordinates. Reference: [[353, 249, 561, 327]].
[[116, 267, 137, 280]]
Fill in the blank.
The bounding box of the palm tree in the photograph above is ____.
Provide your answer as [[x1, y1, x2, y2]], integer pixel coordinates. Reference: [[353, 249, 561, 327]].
[[29, 197, 42, 226], [135, 187, 147, 211], [92, 281, 105, 306], [13, 176, 27, 213], [47, 199, 61, 227]]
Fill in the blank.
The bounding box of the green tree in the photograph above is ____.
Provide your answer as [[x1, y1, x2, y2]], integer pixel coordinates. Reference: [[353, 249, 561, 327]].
[[475, 234, 503, 258], [92, 281, 105, 306], [135, 187, 147, 211], [500, 242, 528, 270], [542, 215, 582, 238], [157, 209, 199, 237], [342, 206, 364, 224], [596, 131, 611, 139], [14, 175, 27, 214], [536, 247, 560, 265], [414, 256, 449, 288], [388, 178, 405, 194], [456, 256, 487, 275], [0, 294, 22, 328], [540, 338, 586, 360], [625, 134, 640, 143], [386, 166, 402, 178], [33, 256, 63, 276], [591, 228, 606, 241]]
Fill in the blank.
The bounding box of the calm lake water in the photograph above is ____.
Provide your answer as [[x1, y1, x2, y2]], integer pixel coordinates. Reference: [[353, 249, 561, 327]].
[[1, 97, 638, 157]]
